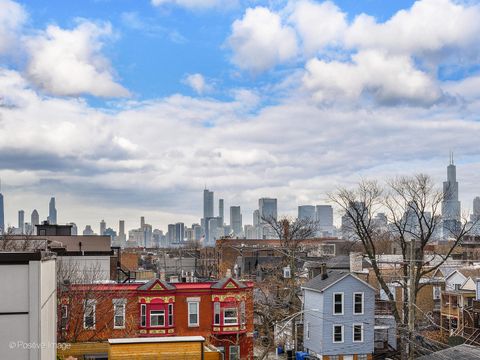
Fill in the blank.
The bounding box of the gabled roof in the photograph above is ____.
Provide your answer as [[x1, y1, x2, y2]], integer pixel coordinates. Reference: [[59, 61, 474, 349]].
[[302, 270, 376, 293], [417, 344, 480, 360], [211, 277, 246, 289], [137, 278, 175, 291]]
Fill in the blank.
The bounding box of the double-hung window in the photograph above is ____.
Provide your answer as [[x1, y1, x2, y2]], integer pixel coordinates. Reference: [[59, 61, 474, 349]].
[[140, 304, 146, 327], [84, 299, 96, 329], [61, 305, 68, 330], [353, 323, 364, 342], [353, 292, 364, 315], [240, 301, 246, 326], [224, 308, 238, 325], [214, 302, 221, 325], [150, 310, 165, 327], [113, 299, 126, 329], [188, 301, 199, 327], [229, 345, 240, 360], [333, 324, 343, 343], [168, 304, 174, 326], [333, 293, 344, 315]]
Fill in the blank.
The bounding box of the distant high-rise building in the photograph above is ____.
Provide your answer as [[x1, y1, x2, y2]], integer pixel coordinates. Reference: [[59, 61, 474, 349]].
[[341, 201, 367, 240], [100, 219, 106, 236], [316, 205, 334, 236], [193, 224, 203, 241], [230, 206, 242, 236], [141, 216, 145, 229], [83, 225, 94, 236], [253, 210, 260, 227], [203, 189, 214, 220], [104, 228, 117, 242], [259, 198, 277, 222], [18, 210, 25, 234], [48, 197, 57, 224], [472, 197, 480, 222], [442, 155, 461, 238], [175, 223, 185, 243], [118, 220, 126, 245], [0, 182, 4, 232], [298, 205, 315, 221], [167, 224, 176, 245], [219, 199, 224, 225], [31, 209, 40, 228], [67, 222, 78, 235], [208, 217, 223, 243]]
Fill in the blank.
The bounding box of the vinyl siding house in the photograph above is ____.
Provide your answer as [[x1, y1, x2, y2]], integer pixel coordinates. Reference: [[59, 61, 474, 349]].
[[302, 269, 375, 360]]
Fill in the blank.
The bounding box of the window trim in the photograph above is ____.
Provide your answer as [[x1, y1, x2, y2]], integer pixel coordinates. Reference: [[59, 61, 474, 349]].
[[353, 292, 364, 315], [61, 304, 68, 330], [140, 304, 146, 327], [188, 301, 199, 327], [223, 307, 239, 325], [332, 324, 344, 343], [214, 302, 221, 325], [333, 292, 344, 315], [353, 323, 364, 343], [113, 301, 126, 329], [168, 303, 174, 326], [229, 345, 240, 360], [83, 299, 96, 330], [240, 301, 246, 326], [150, 310, 166, 327]]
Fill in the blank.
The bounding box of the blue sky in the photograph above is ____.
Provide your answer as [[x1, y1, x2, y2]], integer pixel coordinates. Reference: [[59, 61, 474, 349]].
[[1, 0, 480, 233]]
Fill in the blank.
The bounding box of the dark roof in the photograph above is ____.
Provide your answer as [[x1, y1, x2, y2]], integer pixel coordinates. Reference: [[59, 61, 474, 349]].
[[0, 251, 56, 264], [137, 279, 175, 291], [417, 344, 480, 360], [302, 270, 350, 292], [211, 277, 246, 289]]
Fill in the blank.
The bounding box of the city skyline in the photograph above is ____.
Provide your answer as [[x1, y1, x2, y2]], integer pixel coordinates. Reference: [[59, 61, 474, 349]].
[[0, 0, 480, 232]]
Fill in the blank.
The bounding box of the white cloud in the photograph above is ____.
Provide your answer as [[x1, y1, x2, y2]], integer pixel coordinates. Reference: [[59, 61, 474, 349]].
[[25, 20, 129, 97], [151, 0, 237, 10], [0, 0, 26, 55], [303, 50, 442, 106], [228, 6, 298, 73], [183, 73, 212, 94], [288, 0, 347, 56]]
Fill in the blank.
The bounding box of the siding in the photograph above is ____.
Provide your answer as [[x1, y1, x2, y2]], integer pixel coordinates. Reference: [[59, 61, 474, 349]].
[[303, 289, 324, 353]]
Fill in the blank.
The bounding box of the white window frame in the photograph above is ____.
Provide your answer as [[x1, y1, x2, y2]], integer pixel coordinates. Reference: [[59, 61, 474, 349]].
[[188, 301, 199, 327], [353, 292, 364, 315], [353, 323, 364, 343], [229, 345, 240, 360], [61, 304, 68, 330], [333, 292, 344, 315], [214, 302, 221, 325], [224, 307, 238, 325], [113, 299, 126, 329], [240, 301, 246, 326], [140, 304, 146, 327], [83, 299, 96, 330], [150, 310, 165, 327], [332, 324, 344, 343]]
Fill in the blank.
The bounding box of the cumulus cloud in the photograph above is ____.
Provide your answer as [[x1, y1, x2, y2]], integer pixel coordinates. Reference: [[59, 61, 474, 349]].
[[228, 7, 298, 73], [303, 50, 443, 106], [25, 20, 129, 97], [288, 0, 347, 56], [0, 0, 26, 55], [183, 73, 212, 94], [151, 0, 237, 10]]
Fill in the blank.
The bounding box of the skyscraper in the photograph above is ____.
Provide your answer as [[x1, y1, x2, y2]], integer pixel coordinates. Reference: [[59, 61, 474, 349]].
[[31, 209, 39, 228], [442, 155, 461, 238], [18, 210, 25, 234], [259, 198, 277, 222], [230, 206, 242, 236], [203, 189, 214, 220], [48, 197, 57, 224], [0, 185, 4, 233], [100, 219, 106, 236], [219, 199, 224, 225], [118, 220, 126, 245], [175, 223, 185, 242], [472, 197, 480, 221], [316, 205, 334, 236], [167, 224, 176, 245], [298, 205, 315, 221]]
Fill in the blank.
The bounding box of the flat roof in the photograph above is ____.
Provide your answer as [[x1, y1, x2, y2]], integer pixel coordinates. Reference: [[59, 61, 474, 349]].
[[108, 336, 205, 344], [0, 251, 56, 264]]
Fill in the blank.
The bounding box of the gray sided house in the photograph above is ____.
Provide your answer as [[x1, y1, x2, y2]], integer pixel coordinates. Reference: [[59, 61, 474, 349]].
[[302, 270, 376, 360]]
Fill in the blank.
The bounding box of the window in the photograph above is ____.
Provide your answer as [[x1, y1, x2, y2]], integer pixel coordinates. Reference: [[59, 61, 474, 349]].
[[84, 299, 96, 329], [113, 300, 126, 329], [150, 310, 165, 327], [354, 292, 364, 314], [214, 302, 221, 325], [140, 304, 146, 327], [306, 322, 310, 340], [333, 293, 344, 315], [353, 323, 364, 342], [188, 301, 199, 327], [358, 355, 368, 360], [168, 304, 174, 326], [229, 345, 240, 360], [333, 324, 343, 343], [224, 308, 238, 325], [240, 301, 246, 326], [61, 305, 68, 330], [433, 286, 441, 300]]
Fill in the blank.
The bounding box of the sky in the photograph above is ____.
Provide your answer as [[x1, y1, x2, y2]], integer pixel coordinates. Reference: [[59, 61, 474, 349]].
[[1, 0, 480, 233]]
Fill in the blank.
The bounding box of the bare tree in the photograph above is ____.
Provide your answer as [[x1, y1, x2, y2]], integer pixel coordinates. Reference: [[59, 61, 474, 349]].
[[330, 174, 472, 359]]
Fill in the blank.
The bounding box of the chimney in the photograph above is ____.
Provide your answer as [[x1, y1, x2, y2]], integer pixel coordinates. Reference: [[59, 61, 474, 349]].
[[321, 263, 328, 280]]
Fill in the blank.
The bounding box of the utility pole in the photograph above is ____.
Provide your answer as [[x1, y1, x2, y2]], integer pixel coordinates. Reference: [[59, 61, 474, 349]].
[[408, 238, 415, 360]]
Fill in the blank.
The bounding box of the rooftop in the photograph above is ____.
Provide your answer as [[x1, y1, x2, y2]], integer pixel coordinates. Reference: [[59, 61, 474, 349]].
[[417, 344, 480, 360]]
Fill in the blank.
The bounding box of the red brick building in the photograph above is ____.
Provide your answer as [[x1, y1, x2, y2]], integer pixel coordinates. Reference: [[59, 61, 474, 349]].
[[59, 277, 254, 359]]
